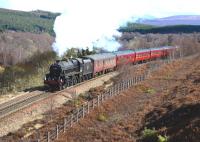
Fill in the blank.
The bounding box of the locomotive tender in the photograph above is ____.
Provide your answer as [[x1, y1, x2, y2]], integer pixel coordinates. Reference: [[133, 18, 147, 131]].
[[44, 46, 175, 90]]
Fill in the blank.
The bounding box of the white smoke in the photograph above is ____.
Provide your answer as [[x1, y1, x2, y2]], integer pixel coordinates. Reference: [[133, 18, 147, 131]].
[[52, 0, 156, 56]]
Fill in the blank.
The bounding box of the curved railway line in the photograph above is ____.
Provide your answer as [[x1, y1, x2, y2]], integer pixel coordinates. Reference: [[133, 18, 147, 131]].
[[0, 72, 117, 120]]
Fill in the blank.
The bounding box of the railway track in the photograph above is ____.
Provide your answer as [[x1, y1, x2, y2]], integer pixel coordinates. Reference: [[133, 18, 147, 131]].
[[0, 72, 117, 120], [0, 59, 161, 120]]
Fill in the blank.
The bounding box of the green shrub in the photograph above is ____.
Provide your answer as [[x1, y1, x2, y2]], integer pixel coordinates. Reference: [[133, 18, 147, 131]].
[[97, 113, 107, 122], [142, 127, 157, 139], [0, 66, 5, 74], [158, 135, 168, 142], [145, 88, 156, 94], [74, 100, 81, 107], [142, 128, 169, 142]]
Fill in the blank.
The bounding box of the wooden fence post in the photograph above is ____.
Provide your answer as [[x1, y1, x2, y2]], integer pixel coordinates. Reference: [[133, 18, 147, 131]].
[[87, 101, 90, 113], [76, 109, 79, 122], [64, 117, 66, 132], [124, 81, 126, 89], [92, 99, 95, 109], [82, 105, 85, 118], [56, 125, 59, 139], [113, 86, 115, 95], [70, 114, 73, 127], [117, 84, 120, 94], [136, 76, 138, 84], [97, 95, 100, 106], [109, 89, 112, 97]]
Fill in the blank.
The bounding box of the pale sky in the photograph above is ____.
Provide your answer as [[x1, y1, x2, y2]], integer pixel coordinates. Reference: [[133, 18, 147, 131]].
[[0, 0, 200, 18]]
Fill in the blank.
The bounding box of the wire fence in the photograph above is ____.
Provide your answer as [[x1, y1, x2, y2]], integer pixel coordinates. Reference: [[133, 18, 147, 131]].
[[21, 60, 166, 142]]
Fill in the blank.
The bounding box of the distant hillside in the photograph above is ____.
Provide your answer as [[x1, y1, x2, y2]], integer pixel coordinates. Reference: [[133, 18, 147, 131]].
[[0, 8, 60, 36], [119, 23, 200, 34], [136, 15, 200, 26]]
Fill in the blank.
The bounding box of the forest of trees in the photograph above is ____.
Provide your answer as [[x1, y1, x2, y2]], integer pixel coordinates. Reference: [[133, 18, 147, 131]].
[[0, 8, 60, 36], [119, 23, 200, 34]]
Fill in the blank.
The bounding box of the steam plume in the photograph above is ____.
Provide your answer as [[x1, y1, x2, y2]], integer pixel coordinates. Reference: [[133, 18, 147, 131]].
[[52, 0, 147, 56]]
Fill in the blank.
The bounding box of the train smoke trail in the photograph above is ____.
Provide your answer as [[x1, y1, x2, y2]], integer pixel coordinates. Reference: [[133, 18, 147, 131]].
[[52, 0, 151, 56]]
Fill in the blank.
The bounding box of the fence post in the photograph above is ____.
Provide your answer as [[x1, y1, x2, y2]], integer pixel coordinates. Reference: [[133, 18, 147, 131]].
[[56, 125, 59, 139], [115, 85, 117, 95], [47, 131, 50, 142], [87, 101, 90, 113], [117, 84, 120, 94], [92, 99, 95, 109], [136, 76, 138, 84], [64, 117, 66, 132], [97, 95, 100, 106], [82, 105, 85, 118], [128, 80, 130, 88], [113, 86, 115, 95], [109, 89, 111, 97], [76, 109, 79, 122], [70, 114, 73, 127]]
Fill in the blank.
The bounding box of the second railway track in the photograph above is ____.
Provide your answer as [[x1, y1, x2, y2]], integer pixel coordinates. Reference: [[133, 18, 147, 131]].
[[0, 72, 117, 120]]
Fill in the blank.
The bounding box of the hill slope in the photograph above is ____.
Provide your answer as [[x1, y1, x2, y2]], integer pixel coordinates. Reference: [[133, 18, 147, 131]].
[[0, 8, 60, 36], [119, 15, 200, 34]]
